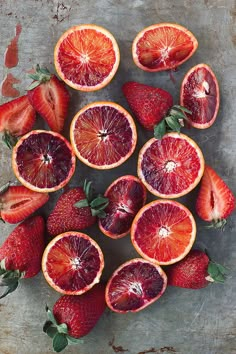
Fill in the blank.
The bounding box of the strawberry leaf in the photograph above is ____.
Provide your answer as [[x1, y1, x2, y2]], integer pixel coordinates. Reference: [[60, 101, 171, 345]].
[[0, 182, 10, 195], [53, 333, 68, 353], [172, 105, 192, 114], [74, 199, 89, 208], [154, 119, 166, 139], [67, 335, 84, 344], [2, 131, 18, 149], [165, 116, 181, 133], [46, 326, 58, 339], [46, 306, 58, 326], [57, 323, 68, 335]]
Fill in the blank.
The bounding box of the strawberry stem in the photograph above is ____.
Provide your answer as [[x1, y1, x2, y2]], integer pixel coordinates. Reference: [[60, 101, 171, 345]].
[[43, 306, 83, 352], [154, 105, 192, 139], [74, 180, 109, 219], [0, 259, 25, 299]]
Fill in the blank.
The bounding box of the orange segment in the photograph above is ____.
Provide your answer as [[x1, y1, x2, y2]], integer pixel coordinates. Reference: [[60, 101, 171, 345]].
[[12, 130, 76, 193], [54, 24, 120, 91], [180, 64, 220, 129], [137, 133, 204, 198], [132, 23, 198, 72], [70, 102, 137, 170], [131, 200, 196, 265], [42, 232, 104, 295]]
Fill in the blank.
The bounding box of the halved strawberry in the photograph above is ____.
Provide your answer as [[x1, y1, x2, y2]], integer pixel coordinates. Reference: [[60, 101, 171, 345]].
[[0, 95, 36, 148], [27, 65, 70, 133], [0, 183, 49, 224], [196, 165, 235, 228]]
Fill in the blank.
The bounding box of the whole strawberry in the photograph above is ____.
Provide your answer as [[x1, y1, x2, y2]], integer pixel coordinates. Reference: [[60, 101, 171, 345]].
[[27, 64, 70, 133], [196, 165, 235, 229], [122, 81, 190, 138], [47, 180, 108, 237], [0, 215, 45, 298], [43, 283, 106, 352], [166, 249, 228, 289]]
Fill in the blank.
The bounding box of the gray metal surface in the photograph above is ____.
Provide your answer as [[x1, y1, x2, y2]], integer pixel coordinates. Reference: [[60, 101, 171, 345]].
[[0, 1, 235, 353]]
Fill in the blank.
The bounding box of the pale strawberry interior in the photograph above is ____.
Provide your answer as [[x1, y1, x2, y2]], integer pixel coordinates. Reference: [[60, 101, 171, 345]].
[[46, 235, 101, 291], [108, 261, 164, 311], [134, 203, 193, 263], [182, 67, 218, 124], [100, 178, 145, 237], [73, 106, 133, 166], [57, 29, 116, 86], [16, 132, 73, 189], [141, 137, 201, 195], [136, 26, 194, 70]]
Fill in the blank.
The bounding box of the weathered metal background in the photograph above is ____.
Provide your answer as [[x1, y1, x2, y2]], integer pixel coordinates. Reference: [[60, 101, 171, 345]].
[[0, 1, 235, 353]]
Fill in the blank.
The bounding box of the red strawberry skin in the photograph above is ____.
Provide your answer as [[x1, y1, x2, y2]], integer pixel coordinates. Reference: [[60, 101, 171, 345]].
[[53, 283, 106, 338], [196, 165, 235, 222], [122, 81, 173, 130], [166, 250, 210, 289], [0, 215, 45, 278], [27, 75, 69, 133], [0, 185, 49, 223], [47, 187, 96, 237], [0, 95, 35, 136]]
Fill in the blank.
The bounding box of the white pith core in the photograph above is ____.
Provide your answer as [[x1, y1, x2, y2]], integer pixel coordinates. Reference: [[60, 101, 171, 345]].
[[129, 282, 143, 295], [42, 154, 52, 164], [159, 226, 170, 238], [160, 46, 171, 63], [193, 80, 210, 98], [165, 160, 177, 172], [80, 53, 90, 64], [98, 129, 108, 141], [71, 257, 81, 269]]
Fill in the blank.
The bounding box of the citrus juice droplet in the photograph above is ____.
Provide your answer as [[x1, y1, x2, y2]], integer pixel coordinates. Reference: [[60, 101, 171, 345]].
[[1, 73, 20, 97], [4, 23, 22, 68]]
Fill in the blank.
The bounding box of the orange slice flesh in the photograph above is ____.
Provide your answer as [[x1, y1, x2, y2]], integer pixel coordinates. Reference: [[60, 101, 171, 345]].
[[54, 24, 120, 91], [132, 23, 198, 72], [180, 63, 220, 129], [42, 232, 104, 295], [131, 200, 196, 265], [70, 102, 137, 170], [137, 133, 205, 198]]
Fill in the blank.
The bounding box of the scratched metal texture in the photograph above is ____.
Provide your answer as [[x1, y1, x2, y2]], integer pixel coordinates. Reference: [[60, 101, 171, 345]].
[[0, 0, 235, 353]]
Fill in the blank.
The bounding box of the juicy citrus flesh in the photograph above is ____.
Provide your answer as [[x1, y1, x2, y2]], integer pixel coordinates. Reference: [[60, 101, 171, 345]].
[[70, 102, 137, 169], [12, 130, 76, 193], [54, 25, 120, 91], [105, 258, 167, 313], [131, 200, 196, 265], [138, 133, 204, 198], [180, 64, 220, 129], [99, 175, 146, 238], [132, 23, 198, 72], [42, 232, 104, 295]]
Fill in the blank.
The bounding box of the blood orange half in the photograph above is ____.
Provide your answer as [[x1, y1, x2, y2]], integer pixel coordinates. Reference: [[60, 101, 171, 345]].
[[54, 24, 120, 91], [131, 200, 196, 265], [99, 175, 146, 239], [180, 63, 220, 129], [132, 23, 198, 72], [137, 132, 204, 198], [70, 102, 137, 170], [12, 130, 76, 193], [42, 231, 104, 295], [105, 258, 167, 313]]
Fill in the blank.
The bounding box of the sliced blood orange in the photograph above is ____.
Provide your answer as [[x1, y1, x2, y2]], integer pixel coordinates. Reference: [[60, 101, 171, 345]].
[[131, 200, 196, 265], [42, 231, 104, 295], [12, 130, 76, 193], [180, 63, 220, 129], [132, 23, 198, 72], [70, 102, 137, 170], [54, 24, 120, 91], [105, 258, 167, 313], [137, 132, 204, 198], [99, 175, 146, 239]]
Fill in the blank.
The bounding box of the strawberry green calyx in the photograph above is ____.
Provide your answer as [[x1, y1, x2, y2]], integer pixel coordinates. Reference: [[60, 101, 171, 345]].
[[74, 180, 109, 218], [205, 218, 227, 230], [27, 64, 52, 90], [154, 105, 192, 139], [0, 259, 25, 299], [206, 260, 228, 283], [2, 131, 18, 149], [43, 306, 83, 353]]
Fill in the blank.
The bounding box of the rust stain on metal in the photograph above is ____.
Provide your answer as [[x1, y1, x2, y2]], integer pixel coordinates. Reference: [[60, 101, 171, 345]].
[[138, 347, 177, 354], [109, 336, 129, 353]]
